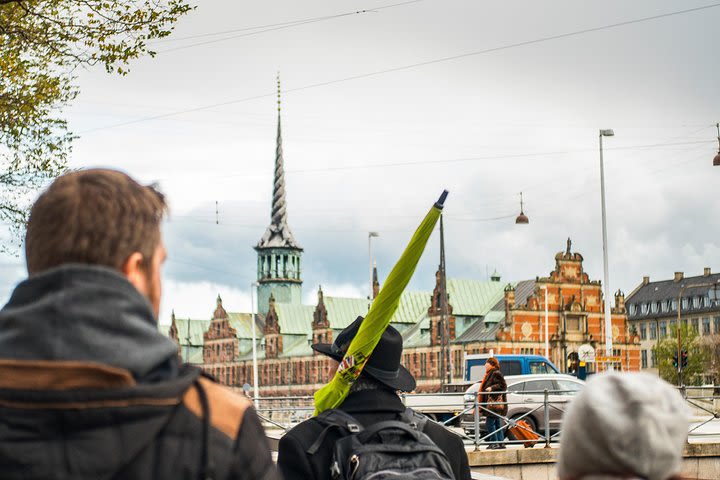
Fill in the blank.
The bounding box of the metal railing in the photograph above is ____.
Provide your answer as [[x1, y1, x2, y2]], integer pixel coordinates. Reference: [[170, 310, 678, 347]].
[[679, 385, 720, 438], [253, 387, 720, 450], [460, 389, 567, 450]]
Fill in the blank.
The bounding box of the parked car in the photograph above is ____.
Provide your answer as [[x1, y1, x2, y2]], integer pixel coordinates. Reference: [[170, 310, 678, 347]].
[[461, 374, 585, 436]]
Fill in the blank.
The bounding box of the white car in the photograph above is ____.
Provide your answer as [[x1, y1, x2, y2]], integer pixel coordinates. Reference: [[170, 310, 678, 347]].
[[461, 374, 585, 435]]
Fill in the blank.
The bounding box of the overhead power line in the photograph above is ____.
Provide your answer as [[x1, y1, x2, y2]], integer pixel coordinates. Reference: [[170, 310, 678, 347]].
[[279, 140, 715, 174], [79, 2, 720, 135], [156, 0, 423, 53]]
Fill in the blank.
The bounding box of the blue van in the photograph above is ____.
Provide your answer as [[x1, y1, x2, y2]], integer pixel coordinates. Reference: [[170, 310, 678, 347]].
[[464, 354, 559, 382]]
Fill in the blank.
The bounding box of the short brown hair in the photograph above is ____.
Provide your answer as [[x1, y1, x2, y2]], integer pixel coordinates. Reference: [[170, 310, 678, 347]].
[[25, 169, 167, 275]]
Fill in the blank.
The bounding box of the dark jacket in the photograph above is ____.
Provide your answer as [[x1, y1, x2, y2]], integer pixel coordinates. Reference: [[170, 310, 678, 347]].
[[0, 265, 279, 480], [481, 368, 508, 416], [277, 389, 471, 480]]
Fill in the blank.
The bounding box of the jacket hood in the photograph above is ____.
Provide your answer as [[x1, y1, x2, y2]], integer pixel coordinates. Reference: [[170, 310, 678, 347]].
[[0, 264, 179, 382]]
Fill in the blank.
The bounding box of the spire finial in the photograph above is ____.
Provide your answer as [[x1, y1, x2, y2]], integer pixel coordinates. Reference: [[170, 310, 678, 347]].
[[566, 237, 572, 255], [277, 72, 281, 113]]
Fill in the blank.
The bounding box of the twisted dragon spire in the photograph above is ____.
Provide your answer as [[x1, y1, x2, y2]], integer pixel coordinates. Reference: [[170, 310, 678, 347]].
[[256, 74, 301, 250]]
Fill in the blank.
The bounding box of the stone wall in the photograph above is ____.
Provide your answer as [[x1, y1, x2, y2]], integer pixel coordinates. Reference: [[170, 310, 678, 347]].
[[467, 443, 720, 480]]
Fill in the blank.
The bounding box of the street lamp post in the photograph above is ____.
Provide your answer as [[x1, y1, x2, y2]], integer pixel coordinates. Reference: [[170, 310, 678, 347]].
[[599, 128, 615, 371], [368, 232, 379, 304], [541, 285, 549, 359], [250, 282, 260, 407], [713, 122, 720, 166]]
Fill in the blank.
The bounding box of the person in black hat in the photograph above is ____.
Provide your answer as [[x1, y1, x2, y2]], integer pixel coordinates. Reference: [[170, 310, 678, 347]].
[[277, 316, 471, 480]]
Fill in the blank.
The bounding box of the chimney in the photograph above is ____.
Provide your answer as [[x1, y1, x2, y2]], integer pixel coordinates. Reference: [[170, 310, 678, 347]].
[[642, 276, 650, 286], [674, 272, 684, 282], [704, 267, 711, 277]]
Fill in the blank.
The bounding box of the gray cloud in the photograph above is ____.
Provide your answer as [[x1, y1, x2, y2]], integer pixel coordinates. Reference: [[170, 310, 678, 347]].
[[2, 0, 719, 318]]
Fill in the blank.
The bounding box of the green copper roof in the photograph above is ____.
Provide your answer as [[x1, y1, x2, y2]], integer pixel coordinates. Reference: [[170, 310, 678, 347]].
[[182, 346, 204, 364], [274, 303, 314, 335], [483, 310, 505, 324], [228, 312, 261, 339], [281, 334, 313, 357], [170, 318, 210, 346], [392, 291, 431, 324], [447, 278, 507, 316], [324, 296, 370, 329], [167, 278, 511, 356]]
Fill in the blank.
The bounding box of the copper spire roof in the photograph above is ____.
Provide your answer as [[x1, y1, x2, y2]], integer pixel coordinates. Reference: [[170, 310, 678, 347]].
[[256, 74, 302, 250]]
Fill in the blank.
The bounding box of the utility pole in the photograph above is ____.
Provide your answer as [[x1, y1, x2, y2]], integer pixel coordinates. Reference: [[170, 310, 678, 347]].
[[439, 214, 451, 387], [185, 317, 191, 364], [250, 282, 260, 407]]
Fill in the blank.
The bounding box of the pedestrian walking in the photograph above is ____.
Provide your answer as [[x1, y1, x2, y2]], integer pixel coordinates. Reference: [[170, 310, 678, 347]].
[[479, 357, 507, 449]]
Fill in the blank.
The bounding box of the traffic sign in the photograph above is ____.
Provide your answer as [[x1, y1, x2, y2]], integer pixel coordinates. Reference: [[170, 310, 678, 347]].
[[578, 344, 596, 363]]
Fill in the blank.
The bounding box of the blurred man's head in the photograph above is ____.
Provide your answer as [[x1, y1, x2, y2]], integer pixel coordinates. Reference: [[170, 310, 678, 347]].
[[558, 372, 689, 480], [25, 169, 167, 317]]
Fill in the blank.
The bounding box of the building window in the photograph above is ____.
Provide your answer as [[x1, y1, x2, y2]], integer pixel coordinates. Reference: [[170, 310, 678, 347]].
[[639, 322, 647, 340], [649, 322, 657, 340], [651, 302, 659, 314], [659, 321, 667, 338], [703, 296, 710, 307], [641, 350, 648, 368], [691, 318, 699, 334], [661, 301, 669, 313], [567, 317, 580, 331], [420, 353, 427, 378], [703, 317, 711, 335], [693, 297, 700, 309], [651, 350, 657, 367], [670, 319, 676, 333], [629, 304, 636, 315], [671, 299, 677, 311], [715, 316, 720, 334], [682, 298, 689, 310], [641, 303, 649, 314]]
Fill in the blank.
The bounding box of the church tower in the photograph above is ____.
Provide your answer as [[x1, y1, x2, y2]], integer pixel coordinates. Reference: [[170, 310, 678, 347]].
[[255, 75, 303, 313]]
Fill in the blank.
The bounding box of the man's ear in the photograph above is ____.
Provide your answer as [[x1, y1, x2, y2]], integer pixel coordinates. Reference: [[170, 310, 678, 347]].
[[121, 252, 148, 295]]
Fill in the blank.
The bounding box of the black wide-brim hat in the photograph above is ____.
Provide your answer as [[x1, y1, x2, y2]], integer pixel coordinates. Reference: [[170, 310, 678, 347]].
[[311, 316, 416, 392]]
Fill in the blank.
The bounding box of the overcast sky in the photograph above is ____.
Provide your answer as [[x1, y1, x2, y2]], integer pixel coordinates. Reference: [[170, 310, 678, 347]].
[[2, 0, 719, 323]]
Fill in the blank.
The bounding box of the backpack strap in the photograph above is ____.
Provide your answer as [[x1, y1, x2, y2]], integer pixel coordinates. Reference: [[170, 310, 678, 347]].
[[306, 409, 363, 455], [355, 419, 423, 444], [400, 407, 428, 431]]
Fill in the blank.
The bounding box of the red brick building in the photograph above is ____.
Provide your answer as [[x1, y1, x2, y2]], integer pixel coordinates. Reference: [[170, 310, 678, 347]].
[[167, 88, 640, 397]]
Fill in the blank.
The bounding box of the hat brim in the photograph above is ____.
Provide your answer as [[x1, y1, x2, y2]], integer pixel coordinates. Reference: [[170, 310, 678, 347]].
[[311, 343, 416, 392]]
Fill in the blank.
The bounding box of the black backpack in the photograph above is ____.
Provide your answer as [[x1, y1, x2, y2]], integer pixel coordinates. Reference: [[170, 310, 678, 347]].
[[307, 407, 456, 480]]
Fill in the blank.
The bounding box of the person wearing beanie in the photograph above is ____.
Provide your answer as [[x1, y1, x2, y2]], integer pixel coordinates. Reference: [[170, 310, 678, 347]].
[[557, 372, 690, 480]]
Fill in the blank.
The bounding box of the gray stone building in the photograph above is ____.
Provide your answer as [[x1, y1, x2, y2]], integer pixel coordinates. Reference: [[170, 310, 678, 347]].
[[626, 269, 720, 373]]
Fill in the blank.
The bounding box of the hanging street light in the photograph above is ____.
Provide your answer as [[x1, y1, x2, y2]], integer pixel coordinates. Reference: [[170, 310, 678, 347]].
[[515, 192, 529, 224]]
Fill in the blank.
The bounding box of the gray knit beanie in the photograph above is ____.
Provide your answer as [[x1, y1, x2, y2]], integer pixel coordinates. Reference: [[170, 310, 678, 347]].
[[557, 372, 689, 480]]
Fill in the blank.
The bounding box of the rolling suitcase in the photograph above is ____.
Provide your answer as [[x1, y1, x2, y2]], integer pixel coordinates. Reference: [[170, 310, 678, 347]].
[[507, 419, 541, 448]]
